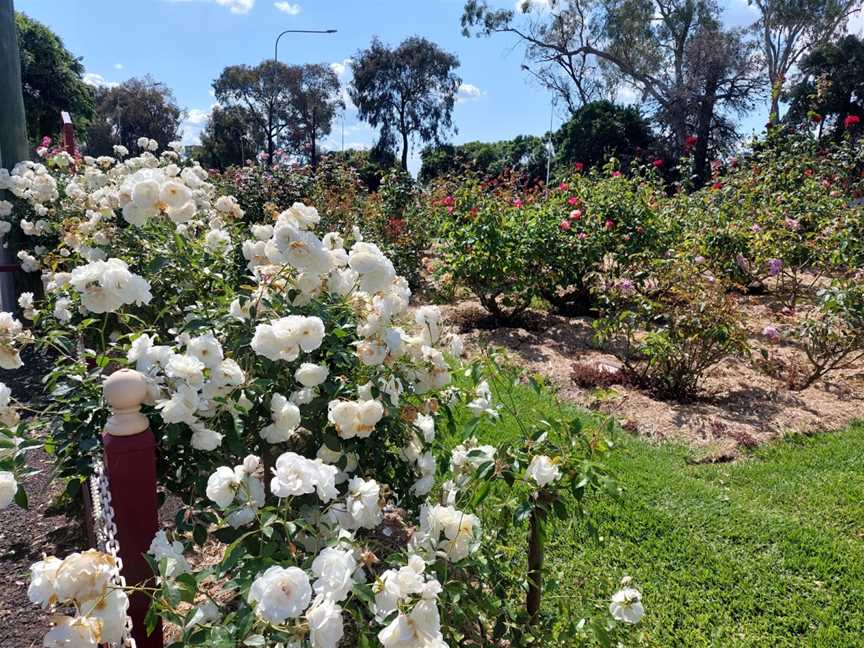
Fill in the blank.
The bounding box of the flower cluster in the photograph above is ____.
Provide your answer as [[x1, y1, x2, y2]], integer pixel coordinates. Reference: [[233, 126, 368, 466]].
[[0, 312, 30, 370], [28, 550, 130, 646]]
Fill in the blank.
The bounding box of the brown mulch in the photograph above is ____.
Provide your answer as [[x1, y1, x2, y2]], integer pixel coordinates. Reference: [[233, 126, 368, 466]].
[[444, 292, 864, 457]]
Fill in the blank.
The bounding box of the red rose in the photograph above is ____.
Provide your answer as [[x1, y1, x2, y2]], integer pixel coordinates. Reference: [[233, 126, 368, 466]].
[[652, 159, 663, 168], [844, 114, 860, 129], [559, 219, 571, 231], [604, 219, 615, 230], [574, 162, 584, 172]]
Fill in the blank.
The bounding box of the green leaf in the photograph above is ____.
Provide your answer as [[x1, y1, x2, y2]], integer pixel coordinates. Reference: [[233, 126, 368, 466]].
[[14, 486, 28, 510]]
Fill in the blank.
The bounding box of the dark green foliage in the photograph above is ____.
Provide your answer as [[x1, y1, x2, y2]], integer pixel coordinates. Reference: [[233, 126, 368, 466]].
[[15, 12, 94, 145], [84, 76, 182, 154], [420, 135, 548, 184], [785, 34, 864, 137], [349, 36, 461, 170], [554, 101, 656, 172], [199, 105, 265, 170]]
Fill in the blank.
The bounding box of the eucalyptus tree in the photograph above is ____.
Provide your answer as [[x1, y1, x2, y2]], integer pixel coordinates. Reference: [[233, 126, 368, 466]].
[[349, 37, 461, 171]]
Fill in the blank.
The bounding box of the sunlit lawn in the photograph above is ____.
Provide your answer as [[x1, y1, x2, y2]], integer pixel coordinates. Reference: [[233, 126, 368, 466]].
[[444, 374, 864, 646]]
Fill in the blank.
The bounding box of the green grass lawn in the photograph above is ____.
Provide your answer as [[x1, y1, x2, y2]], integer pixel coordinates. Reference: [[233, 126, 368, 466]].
[[446, 375, 864, 647]]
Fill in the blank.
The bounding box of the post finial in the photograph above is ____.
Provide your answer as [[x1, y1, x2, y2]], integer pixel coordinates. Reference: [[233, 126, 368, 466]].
[[103, 368, 150, 437]]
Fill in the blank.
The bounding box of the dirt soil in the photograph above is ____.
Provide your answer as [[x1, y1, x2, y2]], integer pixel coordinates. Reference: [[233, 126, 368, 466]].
[[0, 348, 85, 648], [444, 294, 864, 457]]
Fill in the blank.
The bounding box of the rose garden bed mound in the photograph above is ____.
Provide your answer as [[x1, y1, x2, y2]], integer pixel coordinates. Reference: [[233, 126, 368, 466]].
[[443, 294, 864, 455]]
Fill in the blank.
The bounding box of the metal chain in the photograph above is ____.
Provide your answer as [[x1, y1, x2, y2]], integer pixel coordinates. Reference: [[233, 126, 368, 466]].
[[90, 458, 138, 648]]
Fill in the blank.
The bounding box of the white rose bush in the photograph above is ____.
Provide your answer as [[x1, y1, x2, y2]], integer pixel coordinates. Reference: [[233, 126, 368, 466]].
[[2, 143, 643, 647]]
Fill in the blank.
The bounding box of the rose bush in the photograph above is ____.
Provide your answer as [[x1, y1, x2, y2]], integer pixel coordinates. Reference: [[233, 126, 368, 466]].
[[593, 257, 750, 397], [1, 140, 638, 647], [520, 162, 669, 316], [673, 131, 864, 306]]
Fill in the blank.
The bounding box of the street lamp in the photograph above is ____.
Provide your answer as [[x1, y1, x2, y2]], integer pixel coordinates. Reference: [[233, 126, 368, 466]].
[[269, 29, 337, 166], [274, 28, 337, 65], [521, 64, 557, 193]]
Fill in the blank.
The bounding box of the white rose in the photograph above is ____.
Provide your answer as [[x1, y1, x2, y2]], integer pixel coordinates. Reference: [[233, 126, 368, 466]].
[[294, 362, 329, 388], [0, 470, 17, 509], [311, 547, 356, 603], [271, 452, 338, 503], [53, 550, 115, 602], [610, 587, 645, 624], [28, 555, 63, 608], [79, 588, 130, 643], [148, 530, 190, 577], [307, 597, 344, 648], [248, 565, 312, 623], [526, 455, 561, 488], [205, 466, 238, 508], [42, 615, 102, 648]]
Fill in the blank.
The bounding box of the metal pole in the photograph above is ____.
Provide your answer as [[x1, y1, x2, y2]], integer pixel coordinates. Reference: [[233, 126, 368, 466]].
[[272, 29, 336, 166], [274, 28, 338, 66], [0, 0, 28, 311], [545, 101, 555, 195]]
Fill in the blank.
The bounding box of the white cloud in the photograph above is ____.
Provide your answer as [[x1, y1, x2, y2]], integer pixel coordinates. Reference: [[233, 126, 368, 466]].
[[274, 1, 301, 14], [186, 108, 211, 126], [514, 0, 551, 13], [330, 58, 356, 110], [180, 106, 217, 145], [83, 72, 119, 89], [114, 63, 124, 70], [330, 58, 352, 78], [457, 82, 484, 103], [165, 0, 254, 14]]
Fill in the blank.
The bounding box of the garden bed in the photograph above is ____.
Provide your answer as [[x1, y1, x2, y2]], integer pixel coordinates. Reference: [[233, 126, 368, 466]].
[[445, 291, 864, 457]]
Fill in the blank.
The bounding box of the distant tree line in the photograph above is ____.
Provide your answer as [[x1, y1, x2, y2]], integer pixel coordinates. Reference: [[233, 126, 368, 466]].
[[14, 1, 864, 185]]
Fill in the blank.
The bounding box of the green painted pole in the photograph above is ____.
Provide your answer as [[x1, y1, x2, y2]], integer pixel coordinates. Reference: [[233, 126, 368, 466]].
[[0, 0, 29, 311]]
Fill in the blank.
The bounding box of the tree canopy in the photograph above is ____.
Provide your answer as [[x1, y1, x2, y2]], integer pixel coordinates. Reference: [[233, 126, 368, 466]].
[[749, 0, 860, 121], [213, 61, 341, 166], [785, 34, 864, 138], [16, 12, 93, 145], [461, 0, 764, 184], [199, 105, 265, 169], [84, 76, 182, 155], [349, 36, 461, 170], [554, 100, 656, 170]]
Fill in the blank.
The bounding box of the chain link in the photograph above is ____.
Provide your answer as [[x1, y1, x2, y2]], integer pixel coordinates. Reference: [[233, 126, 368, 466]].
[[90, 458, 139, 648]]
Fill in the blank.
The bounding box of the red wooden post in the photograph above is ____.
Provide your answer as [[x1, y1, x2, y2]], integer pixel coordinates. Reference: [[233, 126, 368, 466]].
[[102, 369, 164, 648], [61, 110, 75, 155]]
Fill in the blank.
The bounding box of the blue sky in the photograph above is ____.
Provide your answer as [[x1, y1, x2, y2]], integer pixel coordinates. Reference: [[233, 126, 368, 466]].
[[14, 0, 859, 173]]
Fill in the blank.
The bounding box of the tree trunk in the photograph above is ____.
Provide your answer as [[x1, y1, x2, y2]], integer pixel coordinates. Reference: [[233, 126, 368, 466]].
[[526, 504, 546, 625], [401, 130, 409, 171], [266, 104, 274, 167], [310, 109, 317, 169], [0, 0, 29, 311], [692, 83, 718, 188]]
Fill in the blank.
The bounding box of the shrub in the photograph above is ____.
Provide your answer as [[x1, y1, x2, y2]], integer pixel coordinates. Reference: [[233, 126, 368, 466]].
[[594, 258, 750, 397], [3, 143, 639, 647], [434, 174, 539, 322], [521, 163, 668, 315], [790, 281, 864, 389], [676, 132, 864, 306]]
